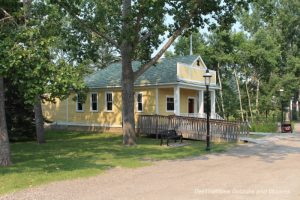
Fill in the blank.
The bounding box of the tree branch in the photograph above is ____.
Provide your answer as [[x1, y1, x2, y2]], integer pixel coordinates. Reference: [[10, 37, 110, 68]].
[[0, 8, 17, 26], [139, 31, 152, 43], [74, 15, 119, 48], [134, 26, 186, 80], [58, 4, 119, 48]]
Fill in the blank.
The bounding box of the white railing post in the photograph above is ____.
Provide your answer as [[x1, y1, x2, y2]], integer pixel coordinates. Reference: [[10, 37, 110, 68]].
[[174, 86, 180, 115]]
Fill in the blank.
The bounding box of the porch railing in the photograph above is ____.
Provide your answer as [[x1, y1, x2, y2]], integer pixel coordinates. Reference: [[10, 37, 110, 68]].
[[138, 114, 249, 142], [180, 113, 224, 120]]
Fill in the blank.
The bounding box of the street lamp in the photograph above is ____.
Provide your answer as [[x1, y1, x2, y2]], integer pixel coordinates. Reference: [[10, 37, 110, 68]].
[[279, 89, 284, 132], [203, 69, 212, 151]]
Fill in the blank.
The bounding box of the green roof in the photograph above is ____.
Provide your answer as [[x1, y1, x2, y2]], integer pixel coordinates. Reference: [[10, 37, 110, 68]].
[[85, 55, 199, 88]]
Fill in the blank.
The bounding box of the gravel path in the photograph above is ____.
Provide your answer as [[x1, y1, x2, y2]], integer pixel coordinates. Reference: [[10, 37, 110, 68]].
[[1, 133, 300, 200]]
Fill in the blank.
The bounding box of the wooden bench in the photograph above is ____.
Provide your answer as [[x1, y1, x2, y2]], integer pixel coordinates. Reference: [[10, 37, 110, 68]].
[[160, 130, 183, 146]]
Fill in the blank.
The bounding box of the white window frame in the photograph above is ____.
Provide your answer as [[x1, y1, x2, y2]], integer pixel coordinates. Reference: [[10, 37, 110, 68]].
[[105, 91, 113, 112], [90, 92, 98, 112], [76, 94, 84, 112], [136, 92, 143, 112], [166, 96, 174, 112]]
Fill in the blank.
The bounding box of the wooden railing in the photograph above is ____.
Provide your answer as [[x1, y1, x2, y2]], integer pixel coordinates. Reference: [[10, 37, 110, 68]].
[[138, 115, 249, 142]]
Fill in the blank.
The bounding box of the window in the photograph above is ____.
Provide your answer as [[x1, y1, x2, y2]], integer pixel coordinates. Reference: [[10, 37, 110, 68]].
[[90, 93, 98, 112], [76, 94, 84, 112], [137, 93, 143, 112], [105, 92, 113, 111], [166, 96, 174, 111]]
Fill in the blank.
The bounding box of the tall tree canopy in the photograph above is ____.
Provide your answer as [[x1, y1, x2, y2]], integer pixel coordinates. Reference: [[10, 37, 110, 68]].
[[51, 0, 248, 145]]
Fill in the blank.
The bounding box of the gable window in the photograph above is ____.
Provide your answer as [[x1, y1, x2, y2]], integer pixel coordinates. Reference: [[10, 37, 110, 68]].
[[136, 93, 143, 112], [90, 93, 98, 112], [105, 92, 113, 111], [166, 96, 174, 111], [76, 94, 84, 112]]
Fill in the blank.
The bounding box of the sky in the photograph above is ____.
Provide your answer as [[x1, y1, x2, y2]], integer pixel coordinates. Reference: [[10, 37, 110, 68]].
[[153, 15, 242, 57]]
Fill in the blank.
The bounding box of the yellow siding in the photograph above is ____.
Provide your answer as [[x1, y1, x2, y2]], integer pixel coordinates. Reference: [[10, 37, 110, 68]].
[[177, 63, 217, 84], [158, 88, 174, 115], [178, 65, 190, 80], [43, 88, 158, 127], [43, 98, 67, 122], [180, 89, 197, 113], [43, 87, 205, 128]]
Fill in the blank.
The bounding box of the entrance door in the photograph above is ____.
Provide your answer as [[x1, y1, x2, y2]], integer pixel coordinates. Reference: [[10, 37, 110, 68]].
[[188, 98, 195, 113]]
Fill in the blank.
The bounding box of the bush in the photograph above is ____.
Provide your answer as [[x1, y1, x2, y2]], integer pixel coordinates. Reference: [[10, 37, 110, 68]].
[[250, 121, 277, 133], [5, 79, 36, 142]]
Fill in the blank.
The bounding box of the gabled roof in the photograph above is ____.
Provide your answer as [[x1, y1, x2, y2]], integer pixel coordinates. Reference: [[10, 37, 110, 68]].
[[85, 55, 200, 88]]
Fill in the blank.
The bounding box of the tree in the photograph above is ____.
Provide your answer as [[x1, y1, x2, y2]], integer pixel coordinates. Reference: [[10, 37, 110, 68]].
[[174, 32, 207, 56], [0, 0, 22, 166], [51, 0, 248, 145], [1, 1, 89, 144]]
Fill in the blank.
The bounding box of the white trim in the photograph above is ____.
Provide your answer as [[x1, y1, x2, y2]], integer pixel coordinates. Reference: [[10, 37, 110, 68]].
[[187, 97, 196, 114], [178, 82, 220, 90], [86, 81, 219, 90], [136, 92, 143, 112], [174, 86, 180, 115], [105, 91, 113, 112], [155, 88, 159, 114], [87, 82, 177, 89], [90, 92, 99, 112], [198, 90, 204, 114], [166, 95, 175, 112], [177, 77, 217, 86], [191, 55, 207, 69], [210, 90, 216, 115], [76, 94, 84, 112], [66, 97, 69, 122]]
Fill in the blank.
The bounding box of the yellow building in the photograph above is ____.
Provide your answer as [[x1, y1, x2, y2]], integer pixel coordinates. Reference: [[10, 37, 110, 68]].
[[43, 55, 222, 131]]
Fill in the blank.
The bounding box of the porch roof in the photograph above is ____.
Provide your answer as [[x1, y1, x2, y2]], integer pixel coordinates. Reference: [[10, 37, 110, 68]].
[[85, 55, 203, 88]]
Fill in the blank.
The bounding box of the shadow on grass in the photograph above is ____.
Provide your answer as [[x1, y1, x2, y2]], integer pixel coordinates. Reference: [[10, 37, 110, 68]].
[[1, 131, 219, 175]]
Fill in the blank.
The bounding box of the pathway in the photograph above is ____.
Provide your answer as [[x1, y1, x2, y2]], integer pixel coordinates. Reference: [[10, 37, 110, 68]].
[[1, 134, 300, 200]]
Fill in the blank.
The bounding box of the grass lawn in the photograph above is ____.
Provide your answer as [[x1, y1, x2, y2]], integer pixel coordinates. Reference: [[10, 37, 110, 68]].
[[0, 131, 236, 195]]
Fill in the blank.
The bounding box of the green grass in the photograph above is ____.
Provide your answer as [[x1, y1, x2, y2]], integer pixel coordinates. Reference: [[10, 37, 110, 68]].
[[0, 131, 235, 195], [250, 121, 277, 133]]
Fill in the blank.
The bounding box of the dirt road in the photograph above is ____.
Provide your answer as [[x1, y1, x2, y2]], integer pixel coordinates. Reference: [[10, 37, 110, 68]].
[[1, 133, 300, 200]]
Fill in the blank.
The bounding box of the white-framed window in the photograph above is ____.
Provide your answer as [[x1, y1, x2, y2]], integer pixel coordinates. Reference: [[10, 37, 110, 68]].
[[105, 92, 113, 111], [166, 96, 174, 112], [76, 94, 84, 112], [90, 93, 98, 112], [136, 92, 143, 112]]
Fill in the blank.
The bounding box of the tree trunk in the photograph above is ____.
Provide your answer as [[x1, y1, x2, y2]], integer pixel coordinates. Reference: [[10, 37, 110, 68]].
[[256, 78, 260, 116], [233, 67, 244, 121], [217, 62, 225, 118], [0, 77, 11, 166], [243, 66, 253, 122], [121, 0, 136, 145], [34, 96, 45, 144]]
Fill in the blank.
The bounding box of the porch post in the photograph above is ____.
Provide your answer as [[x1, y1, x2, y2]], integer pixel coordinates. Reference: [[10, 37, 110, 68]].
[[174, 86, 180, 115], [210, 90, 216, 116], [198, 90, 204, 114], [155, 87, 159, 114]]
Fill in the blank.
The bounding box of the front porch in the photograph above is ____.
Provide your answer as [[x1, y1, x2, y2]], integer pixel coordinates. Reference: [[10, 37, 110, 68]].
[[153, 85, 222, 120]]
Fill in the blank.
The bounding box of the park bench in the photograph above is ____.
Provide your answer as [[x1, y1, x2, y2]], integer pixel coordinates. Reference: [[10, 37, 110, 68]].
[[160, 129, 183, 146]]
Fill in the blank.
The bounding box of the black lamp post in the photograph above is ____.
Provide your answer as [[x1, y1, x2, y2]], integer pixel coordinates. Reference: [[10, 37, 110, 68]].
[[203, 69, 212, 151], [279, 89, 284, 132]]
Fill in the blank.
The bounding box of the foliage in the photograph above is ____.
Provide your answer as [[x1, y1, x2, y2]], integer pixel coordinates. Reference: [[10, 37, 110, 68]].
[[4, 79, 35, 142], [0, 2, 89, 105], [249, 121, 277, 133], [48, 0, 249, 145], [172, 0, 300, 122], [0, 131, 236, 194]]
